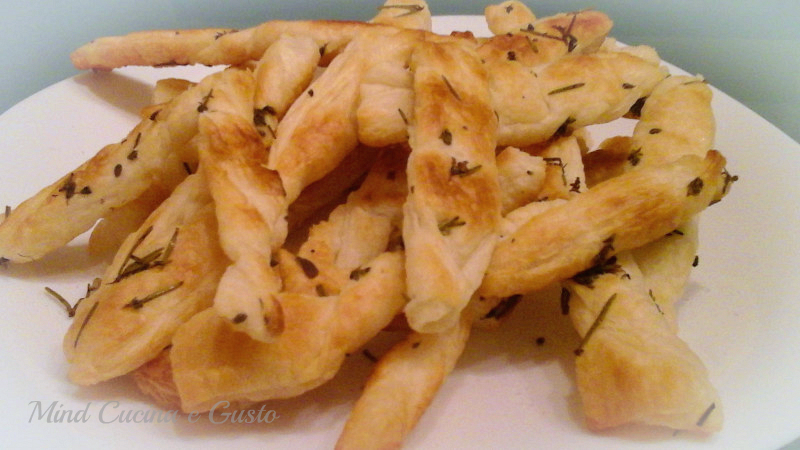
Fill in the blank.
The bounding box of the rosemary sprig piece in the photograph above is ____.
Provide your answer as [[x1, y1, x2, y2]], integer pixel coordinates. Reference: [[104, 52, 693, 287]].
[[377, 3, 424, 17], [450, 157, 482, 177], [574, 293, 617, 356], [441, 75, 461, 101], [548, 82, 585, 95], [438, 216, 466, 235], [45, 286, 77, 317], [73, 302, 99, 348], [123, 281, 184, 310]]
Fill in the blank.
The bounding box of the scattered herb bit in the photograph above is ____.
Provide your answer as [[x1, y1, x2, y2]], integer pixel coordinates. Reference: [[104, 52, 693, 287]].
[[214, 29, 237, 40], [296, 256, 319, 279], [438, 216, 466, 235], [114, 164, 123, 177], [648, 289, 664, 315], [507, 50, 517, 61], [543, 157, 568, 185], [232, 312, 248, 324], [307, 89, 314, 97], [183, 161, 193, 175], [58, 173, 77, 200], [441, 75, 461, 101], [253, 108, 268, 126], [696, 403, 716, 427], [149, 109, 161, 121], [73, 301, 99, 348], [114, 226, 154, 282], [574, 293, 616, 356], [197, 89, 214, 112], [687, 177, 704, 196], [593, 236, 616, 266], [449, 157, 482, 177], [553, 116, 576, 138], [569, 176, 582, 193], [398, 108, 409, 125], [127, 150, 138, 161], [412, 341, 421, 349], [315, 284, 327, 296], [572, 255, 621, 288], [86, 277, 102, 297], [319, 43, 328, 57], [505, 4, 514, 13], [439, 129, 453, 145], [627, 147, 642, 166], [264, 123, 277, 140], [722, 168, 739, 195], [133, 132, 142, 149], [536, 336, 546, 346], [666, 229, 685, 237], [622, 83, 635, 89], [649, 128, 662, 135], [483, 294, 523, 320], [693, 255, 700, 267], [45, 287, 77, 317], [548, 82, 585, 95], [160, 228, 179, 264], [362, 349, 379, 363], [626, 97, 647, 119], [522, 12, 579, 51], [377, 3, 424, 17], [0, 256, 9, 267], [123, 281, 184, 310], [560, 287, 571, 315], [4, 205, 10, 219], [79, 186, 92, 195], [349, 266, 371, 281]]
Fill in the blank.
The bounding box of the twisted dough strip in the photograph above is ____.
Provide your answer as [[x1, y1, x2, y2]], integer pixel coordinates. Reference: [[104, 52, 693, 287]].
[[171, 151, 409, 412], [479, 150, 730, 298], [0, 66, 256, 264], [63, 173, 227, 386], [401, 38, 501, 333], [564, 252, 722, 432]]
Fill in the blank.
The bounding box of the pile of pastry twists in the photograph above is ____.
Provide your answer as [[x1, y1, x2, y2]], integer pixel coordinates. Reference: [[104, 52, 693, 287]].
[[0, 0, 738, 447]]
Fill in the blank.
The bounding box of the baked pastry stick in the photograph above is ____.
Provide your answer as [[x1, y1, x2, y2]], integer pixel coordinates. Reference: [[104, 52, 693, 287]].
[[197, 108, 288, 342], [583, 75, 721, 330], [563, 252, 722, 432], [69, 0, 426, 71], [402, 39, 501, 333], [627, 75, 718, 330], [170, 152, 410, 412], [63, 173, 227, 385], [268, 27, 416, 203], [278, 147, 408, 298], [336, 311, 472, 450], [252, 34, 321, 147], [0, 67, 253, 264], [479, 150, 730, 298], [357, 40, 665, 150]]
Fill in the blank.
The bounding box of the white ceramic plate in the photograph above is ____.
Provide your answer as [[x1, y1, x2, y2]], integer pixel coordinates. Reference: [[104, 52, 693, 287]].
[[1, 15, 799, 450]]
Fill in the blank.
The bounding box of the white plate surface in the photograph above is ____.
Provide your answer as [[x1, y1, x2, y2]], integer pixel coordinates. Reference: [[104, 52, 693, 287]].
[[1, 15, 799, 450]]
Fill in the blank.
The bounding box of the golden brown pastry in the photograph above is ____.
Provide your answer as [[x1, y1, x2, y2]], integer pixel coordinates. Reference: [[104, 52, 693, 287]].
[[63, 173, 227, 385], [565, 252, 722, 432], [479, 150, 730, 298], [402, 38, 501, 333]]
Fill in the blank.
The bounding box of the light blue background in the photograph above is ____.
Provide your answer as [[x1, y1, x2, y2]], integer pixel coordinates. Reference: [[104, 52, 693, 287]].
[[1, 0, 798, 145]]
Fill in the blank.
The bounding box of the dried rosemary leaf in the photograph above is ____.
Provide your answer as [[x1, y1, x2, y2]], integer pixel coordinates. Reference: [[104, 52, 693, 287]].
[[438, 216, 466, 235], [574, 293, 617, 356]]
